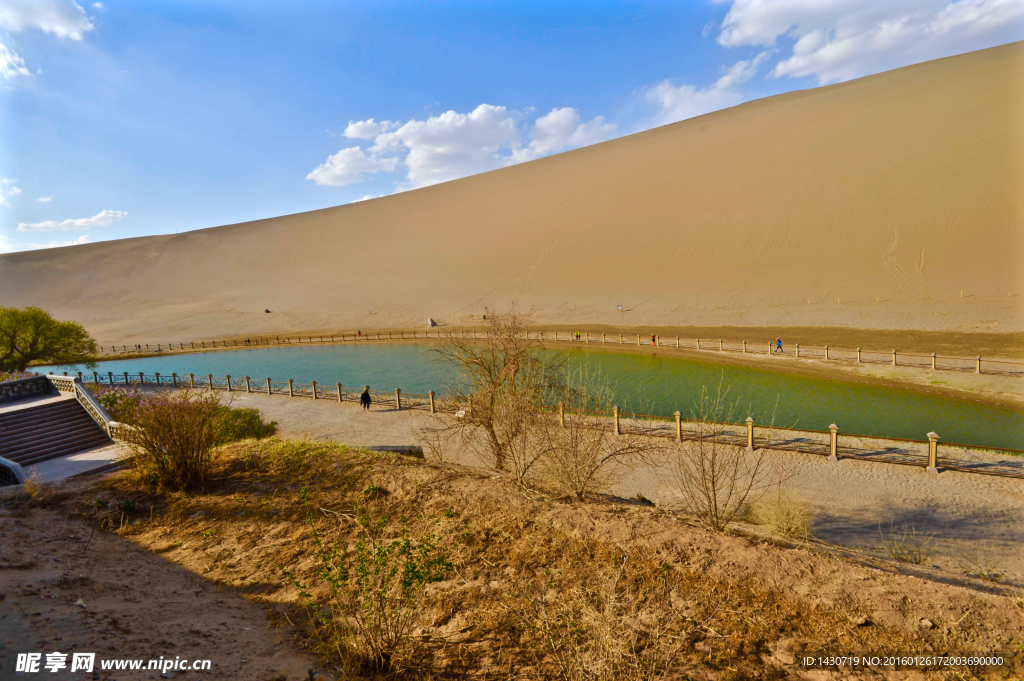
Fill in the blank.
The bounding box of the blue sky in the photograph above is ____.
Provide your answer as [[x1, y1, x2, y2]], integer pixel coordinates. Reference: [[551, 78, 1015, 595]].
[[1, 0, 1022, 252]]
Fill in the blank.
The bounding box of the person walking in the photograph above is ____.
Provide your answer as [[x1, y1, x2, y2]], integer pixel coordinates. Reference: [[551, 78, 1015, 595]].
[[360, 386, 372, 410], [775, 338, 783, 353], [652, 334, 657, 346]]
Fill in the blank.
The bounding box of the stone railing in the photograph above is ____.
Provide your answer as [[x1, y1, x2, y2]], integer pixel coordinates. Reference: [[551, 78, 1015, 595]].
[[0, 375, 53, 402], [46, 374, 128, 442]]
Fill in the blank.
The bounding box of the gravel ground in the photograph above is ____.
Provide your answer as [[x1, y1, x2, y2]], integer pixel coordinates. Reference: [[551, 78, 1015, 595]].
[[227, 391, 1024, 586]]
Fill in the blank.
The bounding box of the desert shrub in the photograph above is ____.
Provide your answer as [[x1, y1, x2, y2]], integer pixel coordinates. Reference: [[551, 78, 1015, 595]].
[[213, 405, 277, 443], [88, 385, 148, 421], [285, 488, 452, 673], [878, 521, 933, 564], [665, 385, 772, 531], [119, 389, 223, 491], [89, 385, 276, 443], [748, 490, 812, 538], [425, 309, 566, 480], [541, 368, 662, 501]]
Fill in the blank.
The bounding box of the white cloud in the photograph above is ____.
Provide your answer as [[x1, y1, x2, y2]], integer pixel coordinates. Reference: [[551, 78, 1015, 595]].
[[17, 208, 126, 232], [370, 104, 523, 188], [311, 104, 616, 191], [24, 234, 91, 249], [305, 147, 398, 187], [510, 107, 617, 163], [0, 177, 20, 207], [0, 234, 15, 253], [0, 0, 95, 40], [92, 2, 104, 10], [344, 118, 398, 140], [716, 0, 1024, 84], [352, 194, 382, 202], [36, 195, 52, 202], [644, 51, 771, 126], [0, 42, 29, 79]]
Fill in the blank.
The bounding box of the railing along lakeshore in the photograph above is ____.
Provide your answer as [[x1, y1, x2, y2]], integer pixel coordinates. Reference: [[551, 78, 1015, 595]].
[[95, 330, 1024, 377], [59, 369, 1024, 480]]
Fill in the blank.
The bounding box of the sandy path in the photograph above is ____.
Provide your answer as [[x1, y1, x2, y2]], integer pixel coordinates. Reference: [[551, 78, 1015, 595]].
[[0, 510, 315, 680], [228, 391, 1024, 585]]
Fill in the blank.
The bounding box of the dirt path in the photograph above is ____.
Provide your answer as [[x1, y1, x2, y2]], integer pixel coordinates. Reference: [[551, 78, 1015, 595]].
[[227, 391, 1024, 587], [0, 510, 315, 680]]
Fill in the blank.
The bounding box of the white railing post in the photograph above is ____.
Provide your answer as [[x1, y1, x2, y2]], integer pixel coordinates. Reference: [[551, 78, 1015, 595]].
[[429, 390, 435, 413], [226, 375, 232, 392], [927, 432, 940, 473], [613, 406, 620, 435], [245, 376, 251, 393], [745, 417, 754, 452], [828, 424, 839, 461], [311, 381, 317, 400], [337, 383, 343, 402], [288, 379, 294, 397]]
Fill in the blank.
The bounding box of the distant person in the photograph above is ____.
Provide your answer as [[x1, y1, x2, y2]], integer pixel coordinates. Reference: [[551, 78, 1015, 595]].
[[264, 309, 270, 313], [775, 338, 783, 353], [360, 386, 372, 410], [652, 334, 656, 346]]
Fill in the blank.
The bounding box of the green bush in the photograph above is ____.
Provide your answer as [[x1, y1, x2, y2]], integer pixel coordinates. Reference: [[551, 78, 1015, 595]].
[[88, 385, 276, 443], [214, 405, 277, 443]]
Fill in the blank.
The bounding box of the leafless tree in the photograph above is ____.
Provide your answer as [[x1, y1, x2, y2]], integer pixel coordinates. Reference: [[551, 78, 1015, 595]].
[[664, 384, 773, 531], [541, 368, 664, 501], [421, 310, 565, 481]]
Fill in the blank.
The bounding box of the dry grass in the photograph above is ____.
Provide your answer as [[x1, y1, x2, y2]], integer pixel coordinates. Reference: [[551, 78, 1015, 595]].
[[42, 437, 1022, 679], [746, 490, 812, 539], [878, 521, 934, 565]]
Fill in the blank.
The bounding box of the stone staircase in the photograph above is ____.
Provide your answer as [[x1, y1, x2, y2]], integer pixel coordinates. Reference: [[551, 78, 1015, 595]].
[[0, 397, 112, 467]]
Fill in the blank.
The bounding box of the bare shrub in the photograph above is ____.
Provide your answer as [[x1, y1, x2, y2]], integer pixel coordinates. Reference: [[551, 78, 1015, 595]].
[[878, 520, 933, 564], [541, 368, 663, 501], [426, 310, 565, 480], [664, 385, 772, 531], [284, 488, 452, 674], [119, 389, 223, 491]]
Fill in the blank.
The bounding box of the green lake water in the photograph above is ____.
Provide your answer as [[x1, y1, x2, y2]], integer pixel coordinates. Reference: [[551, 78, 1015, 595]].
[[40, 344, 1024, 450]]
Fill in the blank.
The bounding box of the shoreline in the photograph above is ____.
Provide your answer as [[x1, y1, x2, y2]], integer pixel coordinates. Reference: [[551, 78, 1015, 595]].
[[46, 333, 1024, 414]]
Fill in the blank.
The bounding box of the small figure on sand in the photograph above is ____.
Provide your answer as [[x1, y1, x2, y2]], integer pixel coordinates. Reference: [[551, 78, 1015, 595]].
[[775, 338, 783, 353], [651, 334, 657, 346], [360, 386, 372, 410], [264, 309, 271, 313]]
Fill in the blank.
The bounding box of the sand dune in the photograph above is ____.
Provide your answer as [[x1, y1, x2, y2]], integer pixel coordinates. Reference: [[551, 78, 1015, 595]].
[[1, 43, 1022, 344]]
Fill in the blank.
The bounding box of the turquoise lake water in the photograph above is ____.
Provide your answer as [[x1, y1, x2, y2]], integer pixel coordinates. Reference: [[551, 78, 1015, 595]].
[[40, 344, 1024, 450]]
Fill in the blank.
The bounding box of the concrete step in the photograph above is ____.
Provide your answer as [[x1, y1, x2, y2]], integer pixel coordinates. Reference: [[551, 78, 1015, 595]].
[[0, 398, 111, 467]]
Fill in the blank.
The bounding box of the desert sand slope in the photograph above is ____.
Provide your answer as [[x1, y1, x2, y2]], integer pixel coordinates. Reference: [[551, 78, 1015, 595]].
[[1, 43, 1022, 343]]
